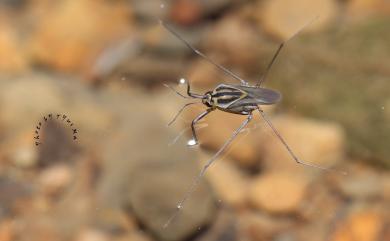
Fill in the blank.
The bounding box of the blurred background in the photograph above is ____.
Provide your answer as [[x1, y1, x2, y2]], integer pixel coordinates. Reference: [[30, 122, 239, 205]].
[[0, 0, 389, 240]]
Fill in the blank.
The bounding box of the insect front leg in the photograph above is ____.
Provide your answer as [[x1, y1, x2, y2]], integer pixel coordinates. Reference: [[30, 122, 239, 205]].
[[163, 79, 203, 99], [186, 81, 204, 98], [190, 109, 213, 146]]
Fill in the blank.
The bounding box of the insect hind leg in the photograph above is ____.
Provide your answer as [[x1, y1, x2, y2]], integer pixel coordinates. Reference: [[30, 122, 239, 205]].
[[257, 107, 346, 175]]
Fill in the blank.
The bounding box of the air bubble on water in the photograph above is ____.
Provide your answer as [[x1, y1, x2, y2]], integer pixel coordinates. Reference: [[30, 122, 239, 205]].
[[179, 78, 186, 85], [187, 139, 197, 146], [177, 204, 182, 209]]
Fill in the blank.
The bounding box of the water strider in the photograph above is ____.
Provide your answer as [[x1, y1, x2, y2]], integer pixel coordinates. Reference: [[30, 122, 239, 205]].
[[161, 18, 345, 229]]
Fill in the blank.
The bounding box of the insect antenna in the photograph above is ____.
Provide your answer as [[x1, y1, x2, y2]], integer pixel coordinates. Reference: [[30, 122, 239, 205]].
[[256, 16, 319, 87], [163, 83, 191, 99], [257, 107, 347, 175], [163, 114, 253, 229], [167, 102, 202, 126], [159, 19, 248, 86]]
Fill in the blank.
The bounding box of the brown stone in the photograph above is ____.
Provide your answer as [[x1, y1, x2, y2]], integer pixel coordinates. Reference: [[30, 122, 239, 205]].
[[39, 164, 72, 196], [202, 152, 249, 207], [261, 115, 345, 173], [75, 229, 110, 241], [249, 171, 310, 214], [170, 0, 202, 26], [189, 110, 264, 168], [329, 163, 384, 200], [346, 0, 390, 21], [256, 0, 339, 40], [0, 220, 14, 241], [238, 211, 293, 240], [114, 231, 153, 241], [187, 58, 223, 88], [203, 16, 261, 72], [29, 0, 133, 73], [0, 20, 29, 74], [330, 206, 385, 241]]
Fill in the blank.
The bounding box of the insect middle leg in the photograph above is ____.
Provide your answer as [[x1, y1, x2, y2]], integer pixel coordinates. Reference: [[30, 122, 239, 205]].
[[190, 109, 214, 145], [163, 113, 253, 228]]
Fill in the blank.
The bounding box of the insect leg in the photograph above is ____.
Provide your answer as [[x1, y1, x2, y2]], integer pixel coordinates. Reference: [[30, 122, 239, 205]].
[[186, 80, 204, 98], [257, 107, 346, 174], [256, 17, 318, 87], [167, 102, 202, 126], [164, 80, 204, 99], [163, 113, 253, 229], [190, 109, 214, 145], [159, 19, 249, 86]]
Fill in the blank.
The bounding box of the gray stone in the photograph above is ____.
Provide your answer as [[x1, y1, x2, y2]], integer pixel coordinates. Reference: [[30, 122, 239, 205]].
[[97, 92, 215, 241]]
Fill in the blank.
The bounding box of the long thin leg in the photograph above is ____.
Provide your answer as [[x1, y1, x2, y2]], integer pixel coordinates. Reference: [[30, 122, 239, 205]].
[[167, 102, 201, 126], [190, 109, 213, 145], [256, 16, 318, 87], [168, 123, 208, 146], [257, 107, 346, 175], [159, 19, 249, 86], [164, 81, 204, 99], [163, 114, 253, 229], [186, 80, 204, 98]]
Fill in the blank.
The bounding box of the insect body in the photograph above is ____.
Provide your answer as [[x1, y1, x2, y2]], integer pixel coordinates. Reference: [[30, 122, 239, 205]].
[[209, 84, 281, 114], [186, 83, 281, 144], [160, 18, 341, 229]]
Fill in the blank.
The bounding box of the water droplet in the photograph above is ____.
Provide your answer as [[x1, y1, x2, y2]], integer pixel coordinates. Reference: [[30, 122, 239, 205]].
[[381, 106, 385, 110], [179, 78, 186, 84], [160, 3, 165, 8], [187, 139, 197, 146]]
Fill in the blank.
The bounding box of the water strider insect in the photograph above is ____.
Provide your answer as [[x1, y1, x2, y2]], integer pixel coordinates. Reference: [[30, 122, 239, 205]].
[[160, 19, 345, 228]]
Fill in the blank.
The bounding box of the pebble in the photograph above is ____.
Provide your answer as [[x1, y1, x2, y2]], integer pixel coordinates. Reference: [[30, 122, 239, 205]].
[[0, 220, 14, 241], [329, 204, 385, 241], [256, 0, 339, 39], [170, 0, 202, 25], [29, 0, 133, 73], [346, 0, 390, 22], [96, 91, 215, 241], [249, 171, 310, 214], [38, 164, 72, 196], [185, 109, 266, 168], [329, 163, 384, 200], [260, 115, 345, 173], [202, 152, 249, 207], [75, 228, 110, 241], [7, 133, 38, 168], [203, 16, 262, 72], [0, 21, 29, 74], [238, 212, 294, 240]]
